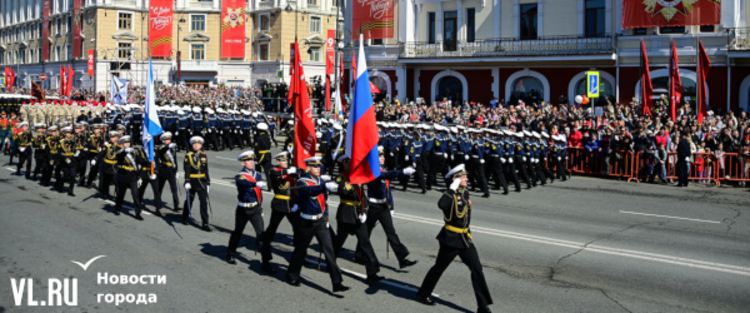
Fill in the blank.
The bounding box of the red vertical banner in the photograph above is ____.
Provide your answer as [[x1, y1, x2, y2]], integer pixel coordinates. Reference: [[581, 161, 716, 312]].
[[221, 0, 247, 59], [60, 66, 68, 96], [697, 40, 711, 124], [353, 0, 395, 40], [149, 0, 174, 58], [67, 65, 74, 96], [289, 42, 316, 170], [87, 50, 95, 76], [325, 29, 335, 112], [669, 40, 682, 123], [73, 0, 81, 58], [43, 0, 50, 61], [640, 40, 653, 116]]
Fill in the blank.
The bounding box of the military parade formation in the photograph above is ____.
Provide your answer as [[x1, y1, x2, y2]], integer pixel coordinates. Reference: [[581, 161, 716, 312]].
[[0, 99, 579, 313]]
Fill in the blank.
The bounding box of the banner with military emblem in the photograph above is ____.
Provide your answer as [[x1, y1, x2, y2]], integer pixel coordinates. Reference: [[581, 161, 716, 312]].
[[73, 0, 81, 58], [353, 0, 395, 40], [148, 0, 174, 58], [221, 0, 246, 59], [623, 0, 720, 28]]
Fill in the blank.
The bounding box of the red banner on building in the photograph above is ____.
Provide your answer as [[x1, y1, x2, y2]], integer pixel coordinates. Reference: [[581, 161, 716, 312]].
[[73, 0, 82, 58], [148, 0, 173, 58], [43, 0, 50, 61], [325, 29, 335, 111], [88, 50, 95, 76], [623, 0, 720, 28], [353, 0, 395, 40], [221, 0, 246, 59], [67, 65, 74, 97], [60, 66, 68, 96]]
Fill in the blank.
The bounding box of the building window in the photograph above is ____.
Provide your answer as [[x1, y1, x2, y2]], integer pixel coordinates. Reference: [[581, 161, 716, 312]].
[[38, 48, 42, 62], [19, 49, 26, 64], [39, 23, 43, 38], [659, 26, 685, 34], [55, 45, 62, 61], [467, 8, 475, 43], [308, 0, 317, 6], [633, 28, 647, 35], [700, 25, 715, 33], [191, 15, 206, 32], [67, 15, 72, 33], [21, 26, 26, 40], [191, 43, 205, 60], [585, 0, 605, 37], [310, 47, 321, 62], [373, 39, 383, 45], [428, 12, 436, 44], [310, 16, 321, 34], [56, 18, 62, 35], [258, 43, 269, 61], [259, 13, 270, 32], [29, 49, 34, 63], [118, 12, 133, 30], [67, 44, 72, 60], [118, 42, 132, 59], [520, 4, 538, 40]]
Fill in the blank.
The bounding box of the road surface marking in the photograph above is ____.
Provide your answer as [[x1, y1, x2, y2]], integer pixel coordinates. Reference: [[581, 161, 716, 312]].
[[215, 156, 236, 161], [394, 212, 750, 277], [619, 210, 722, 224], [303, 257, 438, 297]]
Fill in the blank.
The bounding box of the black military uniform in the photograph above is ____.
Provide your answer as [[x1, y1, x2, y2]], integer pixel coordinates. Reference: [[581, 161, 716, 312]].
[[74, 128, 88, 186], [97, 133, 121, 200], [14, 126, 32, 177], [156, 135, 180, 212], [135, 147, 163, 215], [113, 138, 145, 220], [262, 153, 299, 255], [31, 126, 48, 181], [182, 138, 211, 230], [41, 129, 59, 186], [332, 164, 383, 283], [84, 129, 104, 187], [55, 129, 78, 196], [416, 166, 493, 313], [253, 125, 272, 182], [225, 152, 274, 273]]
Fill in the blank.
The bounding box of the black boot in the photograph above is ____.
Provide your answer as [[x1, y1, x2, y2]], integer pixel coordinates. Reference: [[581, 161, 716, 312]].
[[332, 283, 350, 292], [226, 252, 237, 265], [261, 262, 276, 274]]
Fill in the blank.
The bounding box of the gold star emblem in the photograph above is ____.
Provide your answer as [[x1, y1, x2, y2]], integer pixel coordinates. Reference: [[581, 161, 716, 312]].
[[643, 0, 699, 22], [223, 8, 245, 28]]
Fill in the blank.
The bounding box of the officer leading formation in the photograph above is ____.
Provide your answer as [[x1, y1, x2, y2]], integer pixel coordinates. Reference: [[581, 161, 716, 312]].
[[4, 106, 579, 313]]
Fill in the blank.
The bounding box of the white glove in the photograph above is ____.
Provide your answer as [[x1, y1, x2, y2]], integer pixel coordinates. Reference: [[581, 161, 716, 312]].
[[125, 148, 134, 154], [220, 130, 224, 135], [207, 186, 210, 193], [74, 151, 80, 157], [3, 138, 8, 143], [464, 155, 469, 160], [403, 167, 416, 175], [168, 143, 177, 149], [359, 213, 367, 224], [405, 155, 409, 161], [185, 183, 192, 190], [685, 157, 690, 162], [557, 157, 561, 161], [389, 152, 394, 156], [480, 159, 485, 164], [41, 144, 45, 149], [320, 175, 331, 182], [509, 158, 514, 164], [66, 159, 71, 164], [450, 155, 454, 160], [500, 158, 506, 163], [150, 174, 156, 180], [450, 178, 462, 191], [84, 148, 89, 152], [523, 157, 527, 162], [137, 179, 142, 188], [390, 210, 394, 217], [256, 181, 267, 189], [442, 153, 447, 158], [325, 182, 338, 191], [208, 129, 212, 133], [286, 167, 297, 174], [176, 131, 179, 135], [326, 222, 330, 228], [91, 160, 96, 166], [291, 204, 299, 212], [565, 157, 569, 160], [20, 147, 26, 152]]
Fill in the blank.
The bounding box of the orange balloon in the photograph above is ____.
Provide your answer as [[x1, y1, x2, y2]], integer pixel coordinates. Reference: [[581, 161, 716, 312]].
[[582, 95, 590, 105]]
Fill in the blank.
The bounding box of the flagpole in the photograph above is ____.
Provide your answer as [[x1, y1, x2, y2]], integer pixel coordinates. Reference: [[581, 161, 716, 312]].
[[669, 40, 673, 121], [639, 39, 643, 114], [696, 38, 700, 119]]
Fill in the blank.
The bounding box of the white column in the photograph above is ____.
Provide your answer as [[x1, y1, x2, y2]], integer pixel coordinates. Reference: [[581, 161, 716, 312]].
[[512, 0, 519, 39], [213, 0, 220, 10], [491, 67, 499, 99], [414, 68, 420, 100], [456, 0, 463, 41], [414, 4, 420, 41], [399, 0, 407, 42], [604, 0, 611, 35], [405, 0, 415, 42], [577, 0, 584, 37], [396, 65, 406, 101], [493, 0, 500, 38], [537, 0, 543, 37], [436, 1, 443, 41]]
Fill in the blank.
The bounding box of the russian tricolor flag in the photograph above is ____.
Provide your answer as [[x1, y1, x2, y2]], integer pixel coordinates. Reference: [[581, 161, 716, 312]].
[[345, 35, 381, 184]]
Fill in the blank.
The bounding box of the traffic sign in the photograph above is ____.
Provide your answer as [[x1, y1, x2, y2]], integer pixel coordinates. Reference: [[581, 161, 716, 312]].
[[0, 76, 5, 87], [277, 70, 283, 79], [39, 74, 48, 81], [586, 71, 599, 98]]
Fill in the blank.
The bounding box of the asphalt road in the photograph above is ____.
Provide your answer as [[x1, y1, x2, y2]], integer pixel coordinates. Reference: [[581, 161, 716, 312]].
[[1, 145, 749, 313]]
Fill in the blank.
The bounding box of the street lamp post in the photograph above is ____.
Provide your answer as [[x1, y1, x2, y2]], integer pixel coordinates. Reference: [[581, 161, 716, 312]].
[[176, 17, 186, 83], [285, 1, 299, 42]]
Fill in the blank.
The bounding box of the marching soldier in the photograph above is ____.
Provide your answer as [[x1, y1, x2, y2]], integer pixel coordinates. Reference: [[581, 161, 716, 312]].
[[530, 132, 547, 186], [551, 135, 568, 181], [0, 111, 12, 154], [182, 136, 212, 231], [14, 122, 33, 178], [225, 151, 275, 274], [402, 129, 426, 193], [84, 124, 104, 187], [31, 123, 48, 181], [513, 132, 533, 189], [113, 136, 145, 220], [501, 130, 522, 192], [262, 151, 298, 257], [55, 127, 78, 196], [486, 129, 509, 195], [135, 145, 163, 216], [176, 109, 190, 151], [468, 129, 490, 198], [428, 125, 450, 189], [41, 126, 59, 187], [416, 164, 493, 313], [254, 123, 272, 183], [284, 156, 350, 293], [156, 132, 181, 212], [97, 131, 121, 200], [539, 132, 555, 183], [74, 124, 89, 187], [332, 155, 385, 284]]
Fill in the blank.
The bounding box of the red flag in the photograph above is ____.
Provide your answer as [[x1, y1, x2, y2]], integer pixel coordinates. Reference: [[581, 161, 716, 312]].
[[340, 53, 346, 112], [623, 0, 720, 29], [289, 42, 317, 170], [369, 81, 380, 94], [60, 66, 68, 96], [325, 29, 335, 112], [31, 81, 45, 101], [669, 40, 681, 123], [640, 40, 653, 116], [67, 65, 74, 97], [6, 68, 15, 92], [697, 40, 711, 124], [351, 53, 357, 92]]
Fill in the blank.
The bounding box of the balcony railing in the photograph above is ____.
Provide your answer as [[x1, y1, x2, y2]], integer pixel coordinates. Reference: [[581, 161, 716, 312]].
[[111, 0, 136, 6], [729, 28, 750, 51], [400, 35, 614, 59], [258, 1, 274, 8], [180, 60, 218, 71]]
